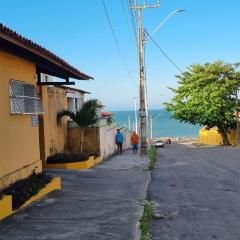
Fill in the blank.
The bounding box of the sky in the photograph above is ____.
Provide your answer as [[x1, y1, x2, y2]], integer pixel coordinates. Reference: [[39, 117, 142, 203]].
[[1, 0, 240, 110]]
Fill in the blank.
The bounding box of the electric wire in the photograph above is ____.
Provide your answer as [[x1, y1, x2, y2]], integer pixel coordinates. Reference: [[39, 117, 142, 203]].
[[128, 0, 139, 48], [147, 33, 183, 73], [143, 44, 150, 138], [120, 0, 138, 58], [129, 0, 138, 39], [101, 0, 137, 87]]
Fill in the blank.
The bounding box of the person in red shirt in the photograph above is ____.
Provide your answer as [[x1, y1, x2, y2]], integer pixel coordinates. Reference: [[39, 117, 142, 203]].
[[131, 131, 139, 154]]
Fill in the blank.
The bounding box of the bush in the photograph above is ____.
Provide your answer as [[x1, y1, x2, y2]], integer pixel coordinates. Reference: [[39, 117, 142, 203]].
[[47, 153, 89, 164], [2, 172, 52, 210]]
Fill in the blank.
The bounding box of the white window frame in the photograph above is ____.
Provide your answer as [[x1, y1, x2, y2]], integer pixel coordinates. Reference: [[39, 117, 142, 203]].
[[9, 79, 44, 115]]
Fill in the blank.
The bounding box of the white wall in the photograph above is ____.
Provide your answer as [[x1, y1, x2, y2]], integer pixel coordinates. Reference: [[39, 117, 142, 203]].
[[67, 91, 85, 112], [67, 98, 75, 112], [99, 125, 131, 159]]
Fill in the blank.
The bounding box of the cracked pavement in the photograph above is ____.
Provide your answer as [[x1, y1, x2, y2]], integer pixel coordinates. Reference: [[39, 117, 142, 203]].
[[148, 144, 240, 240]]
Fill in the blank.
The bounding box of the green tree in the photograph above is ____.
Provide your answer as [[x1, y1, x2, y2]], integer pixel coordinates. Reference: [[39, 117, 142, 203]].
[[57, 99, 99, 153], [164, 61, 240, 145]]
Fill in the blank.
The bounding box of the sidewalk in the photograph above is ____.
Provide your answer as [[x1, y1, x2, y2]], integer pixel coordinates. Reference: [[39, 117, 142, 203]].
[[0, 150, 150, 240]]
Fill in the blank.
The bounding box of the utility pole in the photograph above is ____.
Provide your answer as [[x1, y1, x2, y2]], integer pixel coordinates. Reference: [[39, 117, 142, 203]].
[[134, 97, 138, 134], [130, 0, 160, 154], [150, 115, 153, 139]]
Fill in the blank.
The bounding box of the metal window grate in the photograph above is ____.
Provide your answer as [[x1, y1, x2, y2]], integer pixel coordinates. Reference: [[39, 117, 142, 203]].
[[9, 80, 44, 114]]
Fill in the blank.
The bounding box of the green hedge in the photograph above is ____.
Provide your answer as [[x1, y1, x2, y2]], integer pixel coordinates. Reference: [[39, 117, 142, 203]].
[[47, 153, 89, 164]]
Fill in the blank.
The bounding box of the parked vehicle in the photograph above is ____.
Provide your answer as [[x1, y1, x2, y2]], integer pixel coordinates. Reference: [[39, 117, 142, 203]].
[[154, 140, 165, 148]]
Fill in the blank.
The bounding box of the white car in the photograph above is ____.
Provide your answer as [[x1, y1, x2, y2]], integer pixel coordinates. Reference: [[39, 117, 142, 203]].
[[154, 140, 165, 148]]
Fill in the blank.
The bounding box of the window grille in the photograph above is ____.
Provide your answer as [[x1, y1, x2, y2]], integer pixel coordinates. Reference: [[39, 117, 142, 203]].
[[9, 80, 44, 114]]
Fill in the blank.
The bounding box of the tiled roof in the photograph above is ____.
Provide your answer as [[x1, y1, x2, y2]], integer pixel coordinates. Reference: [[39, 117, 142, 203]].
[[0, 23, 93, 80], [101, 112, 113, 117]]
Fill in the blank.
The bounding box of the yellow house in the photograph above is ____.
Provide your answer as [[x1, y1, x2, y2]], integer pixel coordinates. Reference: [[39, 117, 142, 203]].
[[0, 23, 93, 189], [199, 127, 238, 145], [39, 84, 91, 161]]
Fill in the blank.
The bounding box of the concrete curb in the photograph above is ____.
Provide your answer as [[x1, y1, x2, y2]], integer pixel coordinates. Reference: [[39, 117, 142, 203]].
[[0, 177, 61, 221], [134, 169, 153, 240]]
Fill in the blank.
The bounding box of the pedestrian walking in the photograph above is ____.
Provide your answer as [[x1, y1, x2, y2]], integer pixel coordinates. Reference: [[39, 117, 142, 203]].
[[115, 129, 124, 154], [131, 131, 139, 154]]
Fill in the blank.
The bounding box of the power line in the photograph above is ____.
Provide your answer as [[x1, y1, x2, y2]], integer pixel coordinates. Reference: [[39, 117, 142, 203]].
[[120, 0, 138, 58], [101, 0, 137, 87], [146, 32, 183, 73], [127, 0, 138, 48], [120, 0, 131, 37]]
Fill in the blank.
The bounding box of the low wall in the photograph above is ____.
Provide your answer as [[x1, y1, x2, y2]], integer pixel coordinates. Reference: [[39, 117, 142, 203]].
[[68, 124, 131, 159], [68, 127, 100, 155], [199, 128, 237, 145], [0, 160, 42, 191], [99, 125, 131, 159]]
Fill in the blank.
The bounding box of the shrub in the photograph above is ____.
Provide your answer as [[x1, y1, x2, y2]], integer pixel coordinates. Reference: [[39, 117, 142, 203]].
[[2, 172, 52, 210], [47, 153, 89, 164]]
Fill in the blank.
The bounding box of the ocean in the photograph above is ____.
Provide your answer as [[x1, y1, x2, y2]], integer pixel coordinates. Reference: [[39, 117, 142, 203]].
[[112, 109, 200, 138]]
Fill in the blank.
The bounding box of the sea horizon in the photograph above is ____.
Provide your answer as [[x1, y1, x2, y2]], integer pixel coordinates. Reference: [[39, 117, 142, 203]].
[[112, 109, 200, 138], [106, 108, 164, 112]]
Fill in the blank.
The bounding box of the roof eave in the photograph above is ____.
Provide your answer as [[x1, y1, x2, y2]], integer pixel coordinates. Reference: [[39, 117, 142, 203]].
[[0, 23, 93, 81]]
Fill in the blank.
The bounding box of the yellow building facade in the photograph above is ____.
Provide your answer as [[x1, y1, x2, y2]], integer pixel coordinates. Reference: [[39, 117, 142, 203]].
[[39, 85, 90, 162], [39, 86, 68, 161], [0, 23, 92, 189], [0, 51, 42, 189], [199, 127, 237, 145]]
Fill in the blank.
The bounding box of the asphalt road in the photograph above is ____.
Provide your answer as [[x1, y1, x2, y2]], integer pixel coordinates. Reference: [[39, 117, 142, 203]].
[[148, 144, 240, 240], [0, 151, 150, 240]]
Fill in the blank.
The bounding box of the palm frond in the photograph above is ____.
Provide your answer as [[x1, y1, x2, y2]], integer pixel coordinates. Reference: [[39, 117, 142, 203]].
[[77, 99, 99, 128], [56, 99, 100, 153], [57, 99, 99, 128]]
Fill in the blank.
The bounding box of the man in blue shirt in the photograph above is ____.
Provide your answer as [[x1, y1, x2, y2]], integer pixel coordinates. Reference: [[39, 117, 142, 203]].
[[115, 129, 124, 154]]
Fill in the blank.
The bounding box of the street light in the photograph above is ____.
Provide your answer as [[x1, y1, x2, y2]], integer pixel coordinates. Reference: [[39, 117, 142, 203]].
[[144, 9, 186, 43], [150, 114, 162, 139], [134, 97, 138, 134], [144, 9, 185, 142], [132, 4, 185, 154]]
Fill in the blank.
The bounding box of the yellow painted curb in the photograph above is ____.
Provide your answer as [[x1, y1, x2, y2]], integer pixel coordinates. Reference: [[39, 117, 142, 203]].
[[94, 156, 103, 165], [0, 195, 12, 220], [17, 177, 61, 210], [0, 177, 61, 221], [44, 156, 96, 170]]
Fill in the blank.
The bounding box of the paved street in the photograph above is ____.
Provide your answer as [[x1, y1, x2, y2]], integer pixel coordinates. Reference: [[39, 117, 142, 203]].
[[0, 151, 150, 240], [2, 144, 240, 240], [148, 144, 240, 240]]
